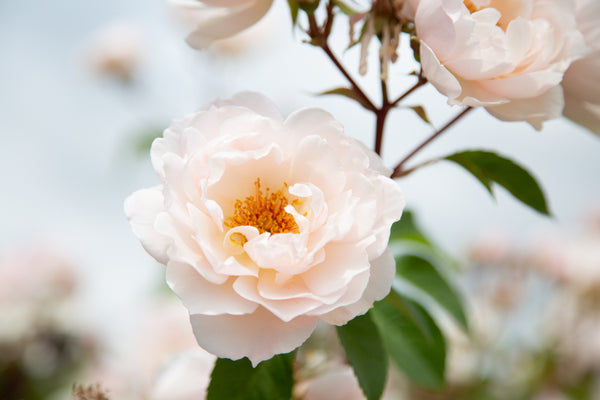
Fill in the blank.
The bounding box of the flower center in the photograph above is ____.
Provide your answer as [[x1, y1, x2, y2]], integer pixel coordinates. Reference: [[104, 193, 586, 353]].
[[224, 178, 300, 234], [464, 0, 524, 30]]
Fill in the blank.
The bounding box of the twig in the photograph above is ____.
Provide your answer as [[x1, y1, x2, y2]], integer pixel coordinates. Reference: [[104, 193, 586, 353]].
[[392, 107, 474, 178]]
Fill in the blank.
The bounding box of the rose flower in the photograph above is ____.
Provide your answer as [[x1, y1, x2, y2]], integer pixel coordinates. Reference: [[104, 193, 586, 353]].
[[562, 0, 600, 135], [415, 0, 588, 128], [169, 0, 273, 49], [125, 92, 404, 365]]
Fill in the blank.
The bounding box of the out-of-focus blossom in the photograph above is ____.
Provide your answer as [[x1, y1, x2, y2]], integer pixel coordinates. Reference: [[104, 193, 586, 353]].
[[562, 0, 600, 135], [530, 232, 600, 293], [0, 245, 96, 400], [84, 298, 199, 399], [169, 0, 273, 49], [295, 365, 366, 400], [467, 229, 511, 265], [414, 0, 588, 129], [125, 92, 404, 365], [85, 22, 144, 83], [150, 348, 215, 400]]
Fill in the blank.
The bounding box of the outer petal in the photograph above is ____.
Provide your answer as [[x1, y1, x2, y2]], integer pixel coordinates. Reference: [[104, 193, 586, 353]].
[[124, 186, 170, 264], [190, 307, 318, 366], [563, 93, 600, 135], [420, 42, 463, 102], [180, 0, 274, 49], [320, 248, 395, 325], [486, 85, 565, 129], [166, 261, 258, 316]]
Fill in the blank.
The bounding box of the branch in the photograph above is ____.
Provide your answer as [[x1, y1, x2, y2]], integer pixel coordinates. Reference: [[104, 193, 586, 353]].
[[392, 107, 474, 178]]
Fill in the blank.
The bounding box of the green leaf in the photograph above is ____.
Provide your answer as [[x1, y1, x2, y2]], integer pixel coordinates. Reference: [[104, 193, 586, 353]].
[[396, 254, 468, 332], [337, 312, 388, 400], [407, 105, 432, 125], [444, 150, 550, 215], [207, 352, 295, 400], [332, 0, 361, 16], [389, 210, 431, 245], [317, 87, 375, 111], [372, 291, 446, 390], [410, 36, 421, 63], [286, 0, 300, 25]]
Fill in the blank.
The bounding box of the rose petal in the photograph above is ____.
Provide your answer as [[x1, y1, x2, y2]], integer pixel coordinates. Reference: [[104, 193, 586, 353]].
[[167, 261, 258, 315], [124, 186, 171, 264], [320, 248, 395, 325], [190, 307, 318, 366]]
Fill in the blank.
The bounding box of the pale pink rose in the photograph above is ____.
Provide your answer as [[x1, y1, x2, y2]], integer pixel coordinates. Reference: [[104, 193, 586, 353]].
[[562, 0, 600, 135], [169, 0, 273, 49], [415, 0, 588, 128], [124, 92, 404, 365]]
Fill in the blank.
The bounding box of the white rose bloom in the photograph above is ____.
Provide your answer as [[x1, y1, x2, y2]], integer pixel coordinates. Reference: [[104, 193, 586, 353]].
[[415, 0, 588, 128], [125, 92, 404, 365], [562, 0, 600, 135], [169, 0, 273, 49]]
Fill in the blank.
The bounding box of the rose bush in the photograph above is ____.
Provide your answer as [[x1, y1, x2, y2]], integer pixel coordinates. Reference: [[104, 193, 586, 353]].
[[414, 0, 588, 128], [125, 92, 404, 365], [169, 0, 273, 49], [562, 0, 600, 135]]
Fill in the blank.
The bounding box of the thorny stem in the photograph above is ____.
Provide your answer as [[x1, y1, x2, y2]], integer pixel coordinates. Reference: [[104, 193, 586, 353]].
[[392, 106, 474, 178]]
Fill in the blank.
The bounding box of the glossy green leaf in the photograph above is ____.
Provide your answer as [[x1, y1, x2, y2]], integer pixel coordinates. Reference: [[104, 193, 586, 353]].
[[337, 312, 388, 400], [207, 352, 295, 400], [444, 150, 550, 215], [317, 87, 375, 111], [372, 291, 446, 390], [396, 254, 468, 331]]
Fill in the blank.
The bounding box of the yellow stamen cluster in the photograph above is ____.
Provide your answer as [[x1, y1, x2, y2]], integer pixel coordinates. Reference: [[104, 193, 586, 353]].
[[225, 178, 300, 235], [464, 0, 481, 14]]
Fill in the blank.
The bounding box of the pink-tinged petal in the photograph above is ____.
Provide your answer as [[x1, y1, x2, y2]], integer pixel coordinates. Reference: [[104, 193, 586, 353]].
[[233, 275, 323, 321], [480, 70, 564, 99], [563, 51, 600, 105], [320, 248, 395, 325], [563, 93, 600, 135], [153, 209, 229, 284], [486, 85, 565, 129], [186, 0, 273, 49], [288, 134, 346, 198], [244, 232, 308, 272], [415, 0, 458, 62], [167, 261, 258, 315], [302, 242, 371, 297], [188, 204, 259, 279], [420, 42, 463, 102], [124, 186, 170, 264], [190, 307, 318, 366], [217, 91, 284, 121], [365, 175, 405, 259]]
